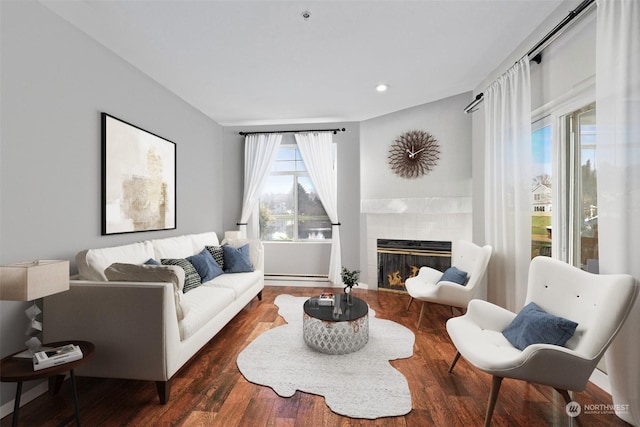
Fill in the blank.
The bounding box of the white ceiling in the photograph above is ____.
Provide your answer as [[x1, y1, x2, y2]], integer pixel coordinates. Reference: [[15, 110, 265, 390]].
[[42, 0, 567, 126]]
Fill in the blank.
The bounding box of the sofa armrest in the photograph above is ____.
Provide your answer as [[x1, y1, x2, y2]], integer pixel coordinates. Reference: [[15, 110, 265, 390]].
[[249, 238, 264, 272], [43, 279, 181, 382]]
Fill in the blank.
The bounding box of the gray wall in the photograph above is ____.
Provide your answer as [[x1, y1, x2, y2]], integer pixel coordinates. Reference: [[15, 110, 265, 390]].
[[360, 92, 473, 200], [0, 1, 222, 407], [222, 124, 361, 279]]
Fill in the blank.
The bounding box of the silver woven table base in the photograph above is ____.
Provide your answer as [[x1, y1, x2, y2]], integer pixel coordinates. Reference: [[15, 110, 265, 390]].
[[303, 312, 369, 354]]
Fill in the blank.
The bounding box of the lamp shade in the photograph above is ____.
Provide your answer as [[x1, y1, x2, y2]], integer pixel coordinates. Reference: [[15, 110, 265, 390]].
[[224, 230, 244, 241], [0, 260, 69, 301]]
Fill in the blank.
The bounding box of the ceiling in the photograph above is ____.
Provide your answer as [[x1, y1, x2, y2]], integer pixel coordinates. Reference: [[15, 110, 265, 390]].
[[42, 0, 567, 126]]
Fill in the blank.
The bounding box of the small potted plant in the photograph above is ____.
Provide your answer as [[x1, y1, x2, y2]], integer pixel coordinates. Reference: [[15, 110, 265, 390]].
[[341, 267, 360, 305]]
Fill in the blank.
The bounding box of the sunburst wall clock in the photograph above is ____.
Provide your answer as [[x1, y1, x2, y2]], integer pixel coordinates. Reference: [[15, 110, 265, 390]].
[[388, 130, 440, 179]]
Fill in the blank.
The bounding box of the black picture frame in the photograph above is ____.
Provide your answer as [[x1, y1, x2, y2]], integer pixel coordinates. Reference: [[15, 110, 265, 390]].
[[101, 113, 177, 235]]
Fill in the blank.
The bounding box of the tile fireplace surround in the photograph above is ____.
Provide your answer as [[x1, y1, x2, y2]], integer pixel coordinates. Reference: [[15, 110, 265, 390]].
[[362, 197, 472, 290]]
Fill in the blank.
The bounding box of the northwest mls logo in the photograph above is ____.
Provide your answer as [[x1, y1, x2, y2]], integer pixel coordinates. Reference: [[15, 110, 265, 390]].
[[566, 401, 582, 417]]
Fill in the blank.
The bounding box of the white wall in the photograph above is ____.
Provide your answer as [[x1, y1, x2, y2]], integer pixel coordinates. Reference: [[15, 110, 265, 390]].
[[530, 13, 596, 112], [0, 1, 223, 409], [221, 124, 361, 283], [360, 92, 473, 286], [470, 4, 596, 305]]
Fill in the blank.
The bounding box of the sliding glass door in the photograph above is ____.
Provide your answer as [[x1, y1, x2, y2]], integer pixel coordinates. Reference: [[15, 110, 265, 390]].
[[567, 104, 598, 271]]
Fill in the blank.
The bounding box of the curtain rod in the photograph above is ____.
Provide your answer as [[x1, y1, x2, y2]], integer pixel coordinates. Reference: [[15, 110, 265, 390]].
[[239, 128, 346, 136], [463, 0, 596, 114]]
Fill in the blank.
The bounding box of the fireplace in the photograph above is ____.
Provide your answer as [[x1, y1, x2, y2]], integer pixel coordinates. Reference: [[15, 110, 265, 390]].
[[377, 239, 451, 292]]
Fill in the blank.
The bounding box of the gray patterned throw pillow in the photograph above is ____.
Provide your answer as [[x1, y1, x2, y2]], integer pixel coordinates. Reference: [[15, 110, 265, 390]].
[[205, 245, 225, 270], [161, 258, 202, 293]]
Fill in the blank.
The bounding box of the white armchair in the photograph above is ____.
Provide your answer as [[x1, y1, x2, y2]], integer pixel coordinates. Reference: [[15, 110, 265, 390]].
[[446, 256, 638, 426], [405, 240, 492, 328]]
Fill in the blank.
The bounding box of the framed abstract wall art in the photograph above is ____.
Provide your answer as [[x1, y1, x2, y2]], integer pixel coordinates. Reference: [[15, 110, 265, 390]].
[[101, 113, 176, 235]]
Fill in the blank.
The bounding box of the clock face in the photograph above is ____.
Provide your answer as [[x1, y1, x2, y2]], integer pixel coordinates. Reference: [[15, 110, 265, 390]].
[[388, 130, 440, 178]]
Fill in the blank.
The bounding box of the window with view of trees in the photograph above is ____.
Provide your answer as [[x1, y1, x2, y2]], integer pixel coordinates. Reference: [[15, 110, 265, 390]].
[[259, 145, 332, 241]]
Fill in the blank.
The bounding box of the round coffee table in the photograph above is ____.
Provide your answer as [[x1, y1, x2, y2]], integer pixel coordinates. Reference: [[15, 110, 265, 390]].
[[303, 294, 369, 354]]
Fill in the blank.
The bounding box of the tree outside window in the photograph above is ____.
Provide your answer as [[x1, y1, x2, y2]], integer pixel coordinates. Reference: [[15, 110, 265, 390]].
[[259, 145, 331, 241]]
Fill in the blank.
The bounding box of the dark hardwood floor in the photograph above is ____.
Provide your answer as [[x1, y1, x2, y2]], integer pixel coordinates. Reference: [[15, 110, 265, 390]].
[[2, 286, 630, 426]]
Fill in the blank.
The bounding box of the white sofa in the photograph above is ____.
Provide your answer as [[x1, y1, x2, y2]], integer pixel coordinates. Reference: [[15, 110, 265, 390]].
[[44, 232, 264, 403]]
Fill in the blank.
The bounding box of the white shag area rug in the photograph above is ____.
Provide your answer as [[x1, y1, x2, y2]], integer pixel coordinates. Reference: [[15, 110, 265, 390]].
[[236, 294, 415, 419]]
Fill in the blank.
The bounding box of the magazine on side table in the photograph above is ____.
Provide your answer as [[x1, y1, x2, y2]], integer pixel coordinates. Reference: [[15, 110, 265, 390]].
[[319, 292, 335, 306], [32, 344, 83, 371]]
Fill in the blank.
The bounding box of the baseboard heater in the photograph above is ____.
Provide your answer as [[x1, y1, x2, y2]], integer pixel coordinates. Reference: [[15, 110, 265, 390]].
[[265, 274, 329, 282]]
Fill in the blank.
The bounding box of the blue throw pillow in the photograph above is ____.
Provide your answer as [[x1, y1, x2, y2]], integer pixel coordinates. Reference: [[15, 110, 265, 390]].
[[187, 249, 224, 283], [438, 266, 468, 285], [502, 302, 578, 351], [222, 244, 253, 273], [144, 258, 160, 265]]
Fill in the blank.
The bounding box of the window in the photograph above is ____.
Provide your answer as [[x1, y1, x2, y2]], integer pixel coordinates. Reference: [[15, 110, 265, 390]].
[[259, 145, 332, 241], [531, 102, 598, 271]]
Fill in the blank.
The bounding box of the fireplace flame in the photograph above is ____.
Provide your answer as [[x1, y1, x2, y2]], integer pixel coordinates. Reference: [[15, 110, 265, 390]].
[[387, 266, 420, 287], [387, 271, 404, 287]]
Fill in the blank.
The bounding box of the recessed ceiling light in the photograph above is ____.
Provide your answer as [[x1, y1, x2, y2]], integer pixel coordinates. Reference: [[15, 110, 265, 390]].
[[301, 10, 311, 21], [376, 84, 389, 92]]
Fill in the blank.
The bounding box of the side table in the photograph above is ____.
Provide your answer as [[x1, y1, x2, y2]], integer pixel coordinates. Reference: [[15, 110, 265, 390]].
[[0, 340, 95, 427]]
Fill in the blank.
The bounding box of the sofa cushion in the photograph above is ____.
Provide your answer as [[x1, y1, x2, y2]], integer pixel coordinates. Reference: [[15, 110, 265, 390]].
[[187, 249, 224, 282], [205, 270, 263, 299], [104, 263, 189, 320], [151, 235, 194, 260], [223, 244, 253, 273], [77, 241, 155, 281], [161, 258, 202, 292], [179, 285, 235, 340], [206, 246, 225, 270]]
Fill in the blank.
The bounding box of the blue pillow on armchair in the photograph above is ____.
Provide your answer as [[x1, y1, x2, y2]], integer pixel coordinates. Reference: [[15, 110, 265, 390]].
[[438, 266, 468, 285], [502, 302, 578, 351]]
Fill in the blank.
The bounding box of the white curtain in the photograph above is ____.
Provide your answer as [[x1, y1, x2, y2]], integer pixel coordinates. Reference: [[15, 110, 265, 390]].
[[484, 57, 532, 312], [239, 133, 282, 239], [295, 132, 342, 285], [597, 0, 640, 424]]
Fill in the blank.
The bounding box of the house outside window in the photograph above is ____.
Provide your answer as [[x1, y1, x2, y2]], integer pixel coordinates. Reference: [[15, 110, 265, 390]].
[[259, 145, 332, 241], [531, 102, 598, 271], [531, 122, 552, 257]]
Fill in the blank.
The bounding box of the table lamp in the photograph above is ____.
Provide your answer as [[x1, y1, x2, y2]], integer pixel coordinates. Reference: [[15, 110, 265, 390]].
[[224, 230, 244, 241], [0, 260, 69, 357]]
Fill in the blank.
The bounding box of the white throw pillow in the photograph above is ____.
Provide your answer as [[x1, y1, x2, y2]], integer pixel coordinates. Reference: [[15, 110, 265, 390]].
[[78, 241, 155, 281], [150, 235, 194, 260]]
